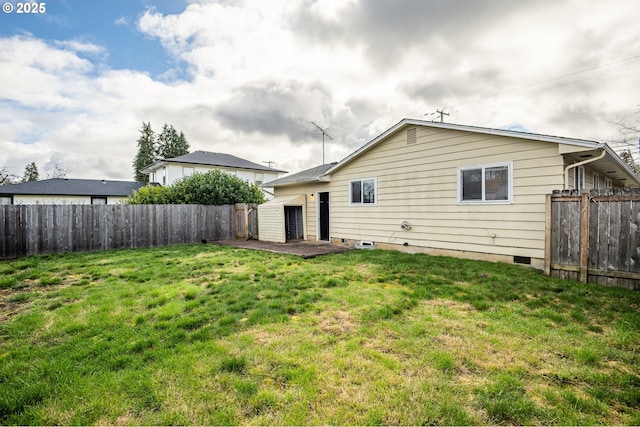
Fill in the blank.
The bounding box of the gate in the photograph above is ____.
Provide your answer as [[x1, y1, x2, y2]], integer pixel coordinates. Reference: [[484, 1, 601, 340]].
[[234, 203, 258, 240]]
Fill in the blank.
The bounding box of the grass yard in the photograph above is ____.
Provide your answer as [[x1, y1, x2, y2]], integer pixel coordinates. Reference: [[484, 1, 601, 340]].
[[0, 244, 639, 425]]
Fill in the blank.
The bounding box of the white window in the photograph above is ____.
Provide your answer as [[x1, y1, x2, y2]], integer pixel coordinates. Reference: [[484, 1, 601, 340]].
[[574, 166, 585, 191], [91, 197, 107, 205], [605, 177, 613, 189], [458, 162, 512, 203], [350, 178, 376, 205], [255, 173, 263, 185], [183, 166, 194, 178], [162, 167, 166, 185], [150, 172, 156, 183], [0, 196, 12, 205], [593, 172, 600, 190]]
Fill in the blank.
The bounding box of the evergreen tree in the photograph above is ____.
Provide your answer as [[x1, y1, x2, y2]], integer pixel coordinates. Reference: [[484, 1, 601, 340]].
[[133, 122, 156, 182], [157, 123, 190, 159], [22, 162, 39, 182]]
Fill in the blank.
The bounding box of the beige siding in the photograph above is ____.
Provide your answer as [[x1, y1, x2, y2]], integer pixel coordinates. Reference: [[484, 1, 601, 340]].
[[258, 194, 309, 243], [258, 201, 285, 243], [272, 183, 329, 241], [327, 126, 566, 263]]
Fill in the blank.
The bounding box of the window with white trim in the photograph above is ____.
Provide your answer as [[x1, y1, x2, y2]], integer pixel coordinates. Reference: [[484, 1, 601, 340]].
[[183, 166, 194, 178], [604, 176, 613, 188], [458, 162, 512, 203], [91, 197, 107, 205], [574, 166, 585, 191], [593, 172, 600, 189], [350, 178, 376, 205]]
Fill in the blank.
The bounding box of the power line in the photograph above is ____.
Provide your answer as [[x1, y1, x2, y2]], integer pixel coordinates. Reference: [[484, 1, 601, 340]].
[[455, 53, 640, 108]]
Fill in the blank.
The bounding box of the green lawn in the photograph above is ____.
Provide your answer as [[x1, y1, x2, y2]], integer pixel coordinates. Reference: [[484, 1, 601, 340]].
[[0, 244, 639, 425]]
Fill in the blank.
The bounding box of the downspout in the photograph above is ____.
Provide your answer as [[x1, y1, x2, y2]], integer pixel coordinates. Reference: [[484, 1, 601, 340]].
[[564, 148, 606, 190]]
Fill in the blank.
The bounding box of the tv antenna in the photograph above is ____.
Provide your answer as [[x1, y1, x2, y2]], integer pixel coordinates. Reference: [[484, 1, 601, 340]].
[[310, 121, 342, 164]]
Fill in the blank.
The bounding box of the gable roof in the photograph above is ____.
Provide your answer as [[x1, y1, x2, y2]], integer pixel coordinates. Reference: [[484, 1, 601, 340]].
[[269, 119, 640, 187], [141, 151, 287, 174], [262, 163, 336, 187], [0, 179, 146, 197]]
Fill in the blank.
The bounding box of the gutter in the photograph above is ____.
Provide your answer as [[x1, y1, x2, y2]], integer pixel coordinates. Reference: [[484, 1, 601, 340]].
[[564, 148, 606, 190]]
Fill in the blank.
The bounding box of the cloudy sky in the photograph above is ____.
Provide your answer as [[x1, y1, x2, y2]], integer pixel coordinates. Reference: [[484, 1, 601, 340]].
[[1, 0, 640, 181]]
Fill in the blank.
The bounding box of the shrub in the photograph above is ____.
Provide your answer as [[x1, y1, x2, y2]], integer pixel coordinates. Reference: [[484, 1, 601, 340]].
[[127, 169, 266, 205]]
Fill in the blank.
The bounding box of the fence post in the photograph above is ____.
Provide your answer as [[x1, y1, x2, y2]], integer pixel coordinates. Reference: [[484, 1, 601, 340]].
[[580, 192, 589, 283], [545, 194, 552, 276]]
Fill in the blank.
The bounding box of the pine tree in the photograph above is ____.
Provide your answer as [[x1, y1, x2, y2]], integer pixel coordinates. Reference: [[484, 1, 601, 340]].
[[133, 122, 156, 182], [22, 162, 39, 182], [157, 124, 190, 159]]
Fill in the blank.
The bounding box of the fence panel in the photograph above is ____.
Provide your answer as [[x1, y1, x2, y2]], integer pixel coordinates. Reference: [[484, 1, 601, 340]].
[[0, 204, 238, 260], [548, 188, 640, 290]]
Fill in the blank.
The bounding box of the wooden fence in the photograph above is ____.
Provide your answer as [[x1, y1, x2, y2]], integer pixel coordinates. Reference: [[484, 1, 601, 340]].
[[0, 203, 258, 260], [546, 188, 640, 290], [234, 204, 259, 240]]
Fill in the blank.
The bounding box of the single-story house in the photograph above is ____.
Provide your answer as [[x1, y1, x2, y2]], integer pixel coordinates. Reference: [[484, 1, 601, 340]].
[[141, 151, 287, 198], [259, 119, 640, 269], [0, 178, 146, 205]]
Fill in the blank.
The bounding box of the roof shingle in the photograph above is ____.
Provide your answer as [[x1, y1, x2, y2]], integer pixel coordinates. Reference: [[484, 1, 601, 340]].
[[0, 179, 146, 197]]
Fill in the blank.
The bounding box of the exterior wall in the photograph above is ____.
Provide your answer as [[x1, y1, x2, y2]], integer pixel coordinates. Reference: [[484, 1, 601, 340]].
[[326, 126, 567, 265], [258, 193, 309, 243], [11, 195, 128, 205], [258, 202, 285, 243], [148, 163, 281, 199], [272, 183, 329, 241], [565, 161, 623, 190]]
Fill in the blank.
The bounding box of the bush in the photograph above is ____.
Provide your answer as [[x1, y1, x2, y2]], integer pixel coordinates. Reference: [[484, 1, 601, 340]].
[[127, 170, 266, 205]]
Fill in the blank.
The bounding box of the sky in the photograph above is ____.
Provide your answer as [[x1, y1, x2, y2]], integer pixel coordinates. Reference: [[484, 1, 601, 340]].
[[1, 0, 640, 181]]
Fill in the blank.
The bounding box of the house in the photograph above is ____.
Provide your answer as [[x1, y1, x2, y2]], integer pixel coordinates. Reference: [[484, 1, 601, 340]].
[[258, 119, 640, 269], [0, 178, 146, 205], [141, 151, 287, 198]]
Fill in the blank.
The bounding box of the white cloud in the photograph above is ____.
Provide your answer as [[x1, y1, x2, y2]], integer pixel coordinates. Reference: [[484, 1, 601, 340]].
[[1, 0, 640, 182]]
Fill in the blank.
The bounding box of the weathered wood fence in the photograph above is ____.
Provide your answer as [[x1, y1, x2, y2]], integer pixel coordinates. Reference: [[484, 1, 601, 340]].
[[546, 188, 640, 290], [0, 203, 259, 260], [234, 204, 258, 240]]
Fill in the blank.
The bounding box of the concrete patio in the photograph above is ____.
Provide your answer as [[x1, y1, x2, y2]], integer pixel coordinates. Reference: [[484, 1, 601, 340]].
[[214, 239, 351, 259]]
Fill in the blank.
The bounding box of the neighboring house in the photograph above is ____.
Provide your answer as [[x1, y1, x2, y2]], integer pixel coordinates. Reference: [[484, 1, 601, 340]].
[[259, 119, 640, 269], [0, 178, 146, 205], [141, 151, 287, 198]]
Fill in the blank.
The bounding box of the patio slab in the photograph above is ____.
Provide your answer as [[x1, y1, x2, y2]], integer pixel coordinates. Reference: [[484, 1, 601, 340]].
[[214, 239, 351, 259]]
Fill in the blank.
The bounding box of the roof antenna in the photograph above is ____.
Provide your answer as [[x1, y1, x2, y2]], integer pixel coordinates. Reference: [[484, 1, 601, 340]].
[[309, 121, 334, 164]]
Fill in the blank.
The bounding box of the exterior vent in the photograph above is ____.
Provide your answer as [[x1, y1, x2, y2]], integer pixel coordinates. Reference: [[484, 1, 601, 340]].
[[514, 256, 531, 265], [407, 128, 417, 145], [356, 241, 377, 250]]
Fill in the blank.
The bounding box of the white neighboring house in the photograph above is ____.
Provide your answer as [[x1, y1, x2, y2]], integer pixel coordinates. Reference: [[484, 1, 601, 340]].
[[141, 151, 286, 199], [0, 178, 146, 205]]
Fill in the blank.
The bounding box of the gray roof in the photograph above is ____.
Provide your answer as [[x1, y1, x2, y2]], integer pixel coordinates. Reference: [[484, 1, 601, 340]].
[[0, 179, 146, 197], [143, 151, 287, 173], [263, 163, 336, 187]]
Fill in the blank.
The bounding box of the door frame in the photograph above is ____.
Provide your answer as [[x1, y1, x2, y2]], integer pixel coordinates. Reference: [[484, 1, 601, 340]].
[[317, 191, 330, 241]]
